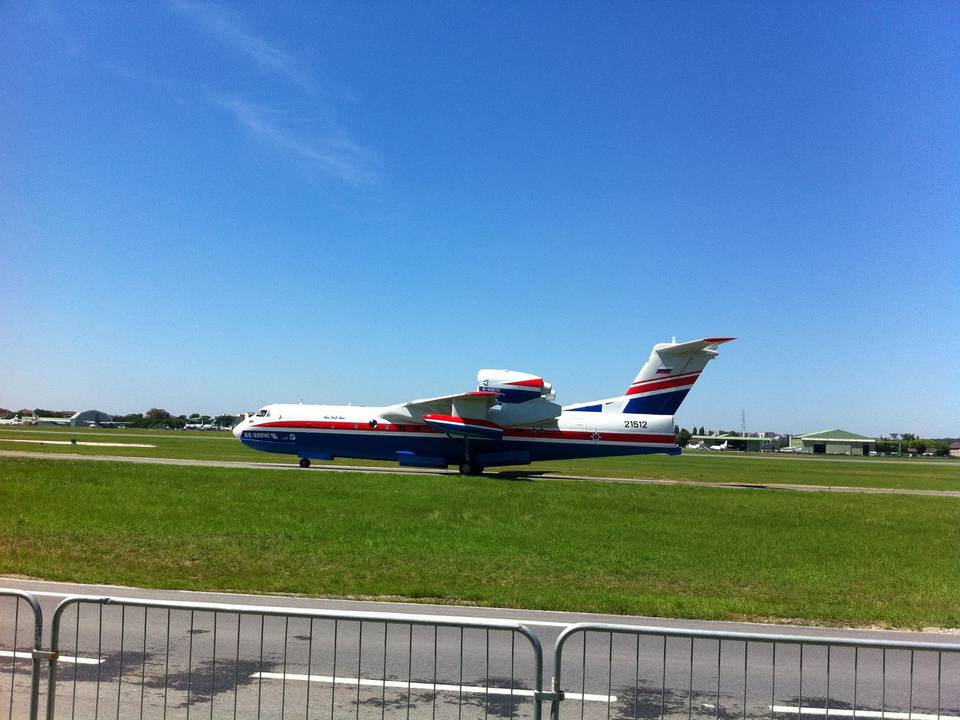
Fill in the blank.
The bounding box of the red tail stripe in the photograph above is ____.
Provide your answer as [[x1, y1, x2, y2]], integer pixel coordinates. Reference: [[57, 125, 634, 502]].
[[625, 375, 700, 395], [630, 370, 701, 387]]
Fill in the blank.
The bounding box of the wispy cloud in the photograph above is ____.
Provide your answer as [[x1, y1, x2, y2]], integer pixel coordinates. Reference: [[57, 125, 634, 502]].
[[166, 0, 379, 186], [170, 0, 314, 93], [218, 96, 377, 185]]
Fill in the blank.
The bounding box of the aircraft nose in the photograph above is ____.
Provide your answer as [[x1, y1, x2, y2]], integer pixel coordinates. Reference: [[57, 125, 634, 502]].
[[232, 419, 246, 439]]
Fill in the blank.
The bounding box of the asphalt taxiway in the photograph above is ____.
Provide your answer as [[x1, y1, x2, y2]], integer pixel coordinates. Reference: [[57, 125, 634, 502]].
[[2, 579, 958, 720]]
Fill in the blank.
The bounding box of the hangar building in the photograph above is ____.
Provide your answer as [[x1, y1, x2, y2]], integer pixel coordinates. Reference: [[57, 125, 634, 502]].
[[792, 429, 875, 456], [69, 410, 115, 427]]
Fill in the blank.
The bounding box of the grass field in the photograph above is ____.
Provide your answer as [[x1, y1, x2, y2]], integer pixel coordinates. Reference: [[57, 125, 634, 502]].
[[1, 456, 959, 628], [2, 425, 958, 491]]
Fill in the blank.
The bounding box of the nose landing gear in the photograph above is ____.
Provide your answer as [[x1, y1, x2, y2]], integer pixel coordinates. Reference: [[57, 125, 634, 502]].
[[298, 457, 311, 468], [458, 462, 484, 476]]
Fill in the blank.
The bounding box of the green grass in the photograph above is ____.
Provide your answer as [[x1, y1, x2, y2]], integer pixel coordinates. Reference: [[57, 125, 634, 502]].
[[1, 426, 958, 491], [503, 453, 960, 491], [1, 456, 959, 628]]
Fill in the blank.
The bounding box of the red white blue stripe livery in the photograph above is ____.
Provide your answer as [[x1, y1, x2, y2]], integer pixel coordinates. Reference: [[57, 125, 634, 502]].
[[233, 337, 733, 474]]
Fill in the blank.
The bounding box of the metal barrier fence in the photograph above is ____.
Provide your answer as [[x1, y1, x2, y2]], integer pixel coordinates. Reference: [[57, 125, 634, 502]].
[[5, 591, 960, 720], [0, 590, 43, 720], [43, 595, 545, 719], [548, 624, 960, 720]]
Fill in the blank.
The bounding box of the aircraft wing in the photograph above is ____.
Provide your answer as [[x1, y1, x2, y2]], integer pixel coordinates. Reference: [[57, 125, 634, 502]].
[[380, 391, 501, 423]]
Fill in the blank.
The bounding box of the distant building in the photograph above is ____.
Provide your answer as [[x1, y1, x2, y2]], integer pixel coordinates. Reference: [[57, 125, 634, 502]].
[[69, 410, 117, 427], [791, 429, 876, 456], [949, 441, 960, 458]]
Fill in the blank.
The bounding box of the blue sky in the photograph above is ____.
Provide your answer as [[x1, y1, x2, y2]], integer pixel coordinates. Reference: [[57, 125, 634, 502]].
[[1, 1, 957, 436]]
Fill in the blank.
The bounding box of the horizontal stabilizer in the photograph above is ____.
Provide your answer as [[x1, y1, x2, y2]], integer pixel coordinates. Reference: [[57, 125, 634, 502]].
[[654, 337, 734, 355]]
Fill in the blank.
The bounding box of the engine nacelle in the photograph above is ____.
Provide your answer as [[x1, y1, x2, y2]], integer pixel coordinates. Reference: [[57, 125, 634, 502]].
[[477, 369, 556, 404]]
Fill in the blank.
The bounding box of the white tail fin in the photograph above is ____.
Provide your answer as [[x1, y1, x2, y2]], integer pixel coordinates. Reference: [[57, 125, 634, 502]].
[[562, 337, 733, 416], [621, 337, 734, 414]]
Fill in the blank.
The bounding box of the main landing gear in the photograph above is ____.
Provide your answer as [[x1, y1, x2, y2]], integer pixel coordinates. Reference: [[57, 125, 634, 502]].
[[298, 457, 311, 468], [457, 436, 484, 475]]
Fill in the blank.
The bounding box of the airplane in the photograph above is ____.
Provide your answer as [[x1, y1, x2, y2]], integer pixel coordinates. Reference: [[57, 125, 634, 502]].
[[686, 441, 705, 450], [0, 415, 21, 425], [708, 440, 729, 451], [233, 337, 733, 474]]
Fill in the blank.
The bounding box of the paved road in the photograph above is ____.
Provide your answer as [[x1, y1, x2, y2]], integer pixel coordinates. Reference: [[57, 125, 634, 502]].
[[2, 579, 959, 720], [2, 450, 959, 498]]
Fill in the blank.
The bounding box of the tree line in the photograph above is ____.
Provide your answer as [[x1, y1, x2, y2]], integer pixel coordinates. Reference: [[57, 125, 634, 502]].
[[111, 408, 239, 429], [875, 434, 953, 456]]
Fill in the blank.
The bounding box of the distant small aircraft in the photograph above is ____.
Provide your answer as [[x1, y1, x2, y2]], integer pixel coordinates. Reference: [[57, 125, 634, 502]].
[[708, 440, 730, 451], [0, 416, 22, 425], [234, 337, 733, 474], [686, 441, 705, 450]]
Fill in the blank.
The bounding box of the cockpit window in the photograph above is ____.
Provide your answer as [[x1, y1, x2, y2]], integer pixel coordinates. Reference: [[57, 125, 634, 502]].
[[255, 409, 270, 417]]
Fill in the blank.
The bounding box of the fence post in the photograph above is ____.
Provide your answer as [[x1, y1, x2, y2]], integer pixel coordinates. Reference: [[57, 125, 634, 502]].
[[44, 597, 91, 720], [0, 589, 44, 720]]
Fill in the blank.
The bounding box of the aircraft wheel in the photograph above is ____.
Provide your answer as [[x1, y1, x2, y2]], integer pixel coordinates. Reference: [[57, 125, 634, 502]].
[[470, 465, 485, 476], [458, 462, 472, 475], [298, 457, 311, 468]]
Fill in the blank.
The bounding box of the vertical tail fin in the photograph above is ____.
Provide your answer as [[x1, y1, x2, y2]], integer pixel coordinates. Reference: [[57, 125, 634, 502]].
[[622, 337, 734, 414]]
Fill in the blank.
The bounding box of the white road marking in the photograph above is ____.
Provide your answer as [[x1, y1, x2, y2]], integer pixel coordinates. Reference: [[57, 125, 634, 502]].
[[0, 650, 103, 665], [252, 672, 616, 703], [0, 439, 155, 448], [771, 706, 960, 720]]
